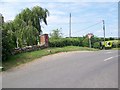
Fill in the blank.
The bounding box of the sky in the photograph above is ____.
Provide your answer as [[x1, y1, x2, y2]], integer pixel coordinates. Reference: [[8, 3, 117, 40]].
[[0, 0, 119, 38]]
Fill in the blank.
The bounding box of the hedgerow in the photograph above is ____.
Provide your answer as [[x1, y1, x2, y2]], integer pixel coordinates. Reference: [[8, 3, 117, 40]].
[[49, 38, 83, 47]]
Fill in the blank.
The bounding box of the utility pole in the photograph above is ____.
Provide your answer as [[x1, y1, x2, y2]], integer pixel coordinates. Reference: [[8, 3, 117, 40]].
[[69, 13, 71, 38], [102, 20, 105, 49], [89, 38, 91, 48]]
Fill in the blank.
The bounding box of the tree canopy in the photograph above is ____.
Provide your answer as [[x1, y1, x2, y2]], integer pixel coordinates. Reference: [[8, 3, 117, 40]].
[[50, 29, 63, 39], [14, 6, 49, 34], [2, 6, 49, 60]]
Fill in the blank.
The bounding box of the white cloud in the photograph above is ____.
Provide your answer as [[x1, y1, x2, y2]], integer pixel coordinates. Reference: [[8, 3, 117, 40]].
[[0, 1, 118, 37], [50, 10, 66, 15], [47, 15, 68, 24], [0, 2, 23, 21], [0, 0, 119, 2]]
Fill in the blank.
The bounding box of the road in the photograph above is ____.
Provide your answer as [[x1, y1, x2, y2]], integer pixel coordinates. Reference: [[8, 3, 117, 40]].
[[2, 50, 119, 88]]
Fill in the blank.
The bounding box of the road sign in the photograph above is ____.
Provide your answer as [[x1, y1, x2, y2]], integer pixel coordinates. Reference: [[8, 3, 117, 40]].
[[87, 33, 93, 39]]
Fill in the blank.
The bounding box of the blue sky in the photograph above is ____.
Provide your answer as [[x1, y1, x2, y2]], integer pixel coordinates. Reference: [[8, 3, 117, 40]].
[[0, 0, 119, 38]]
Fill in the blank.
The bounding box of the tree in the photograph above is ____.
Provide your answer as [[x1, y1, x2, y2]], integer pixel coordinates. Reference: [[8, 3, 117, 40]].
[[14, 6, 49, 35], [13, 16, 27, 48], [2, 22, 16, 60], [11, 6, 49, 47], [23, 25, 39, 46], [50, 29, 63, 39], [2, 5, 49, 60], [31, 6, 49, 35]]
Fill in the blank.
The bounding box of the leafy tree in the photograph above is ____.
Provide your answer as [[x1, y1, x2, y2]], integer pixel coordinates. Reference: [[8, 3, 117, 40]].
[[50, 29, 63, 39], [10, 6, 49, 47], [23, 25, 39, 46], [21, 6, 49, 35], [2, 22, 16, 60], [14, 6, 49, 35], [2, 5, 49, 60], [109, 37, 115, 40], [20, 8, 32, 25]]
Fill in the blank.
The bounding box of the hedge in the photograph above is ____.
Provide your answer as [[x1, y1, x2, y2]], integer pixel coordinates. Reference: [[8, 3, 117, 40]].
[[49, 38, 83, 47]]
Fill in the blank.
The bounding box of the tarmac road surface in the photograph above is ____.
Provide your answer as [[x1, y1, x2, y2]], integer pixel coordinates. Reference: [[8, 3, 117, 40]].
[[2, 50, 119, 88]]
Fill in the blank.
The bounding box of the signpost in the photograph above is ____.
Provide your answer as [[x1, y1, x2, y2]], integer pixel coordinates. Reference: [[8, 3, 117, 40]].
[[102, 20, 105, 50], [87, 33, 93, 48]]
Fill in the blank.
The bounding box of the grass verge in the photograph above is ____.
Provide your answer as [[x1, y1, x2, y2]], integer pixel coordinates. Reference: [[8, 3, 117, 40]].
[[2, 46, 98, 71], [112, 48, 120, 50]]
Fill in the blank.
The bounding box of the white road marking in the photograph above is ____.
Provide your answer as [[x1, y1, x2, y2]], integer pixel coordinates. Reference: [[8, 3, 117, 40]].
[[104, 55, 120, 61], [106, 52, 112, 54], [104, 57, 113, 61]]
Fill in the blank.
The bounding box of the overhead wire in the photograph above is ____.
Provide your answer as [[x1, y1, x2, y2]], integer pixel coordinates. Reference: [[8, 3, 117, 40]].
[[63, 21, 102, 37], [47, 2, 117, 37]]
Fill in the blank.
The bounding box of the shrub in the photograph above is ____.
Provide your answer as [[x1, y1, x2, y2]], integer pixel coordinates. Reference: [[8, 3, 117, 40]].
[[49, 38, 82, 47], [82, 38, 89, 47], [93, 42, 100, 49]]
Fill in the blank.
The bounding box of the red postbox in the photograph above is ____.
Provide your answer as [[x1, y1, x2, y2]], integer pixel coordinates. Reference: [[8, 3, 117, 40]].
[[40, 34, 49, 47]]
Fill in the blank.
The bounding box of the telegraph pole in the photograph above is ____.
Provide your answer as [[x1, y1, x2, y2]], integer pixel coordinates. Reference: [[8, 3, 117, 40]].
[[69, 13, 71, 38], [89, 38, 91, 48], [102, 20, 105, 49]]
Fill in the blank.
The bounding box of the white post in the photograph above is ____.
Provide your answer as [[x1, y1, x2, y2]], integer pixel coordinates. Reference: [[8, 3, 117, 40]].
[[89, 38, 91, 48]]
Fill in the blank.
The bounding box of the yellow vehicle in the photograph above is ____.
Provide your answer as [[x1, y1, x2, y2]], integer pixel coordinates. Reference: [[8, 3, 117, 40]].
[[94, 40, 119, 49], [100, 41, 113, 49]]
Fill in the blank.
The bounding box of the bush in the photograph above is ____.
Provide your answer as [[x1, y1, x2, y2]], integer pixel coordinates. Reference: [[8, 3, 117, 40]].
[[112, 40, 120, 48], [93, 42, 100, 49], [82, 38, 89, 47], [49, 38, 82, 47]]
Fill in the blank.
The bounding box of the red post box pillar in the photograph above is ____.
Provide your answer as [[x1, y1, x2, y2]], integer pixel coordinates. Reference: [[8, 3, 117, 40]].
[[40, 34, 49, 47]]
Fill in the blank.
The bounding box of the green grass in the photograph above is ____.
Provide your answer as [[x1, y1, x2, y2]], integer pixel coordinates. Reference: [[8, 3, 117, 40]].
[[112, 48, 120, 50], [2, 46, 98, 71]]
